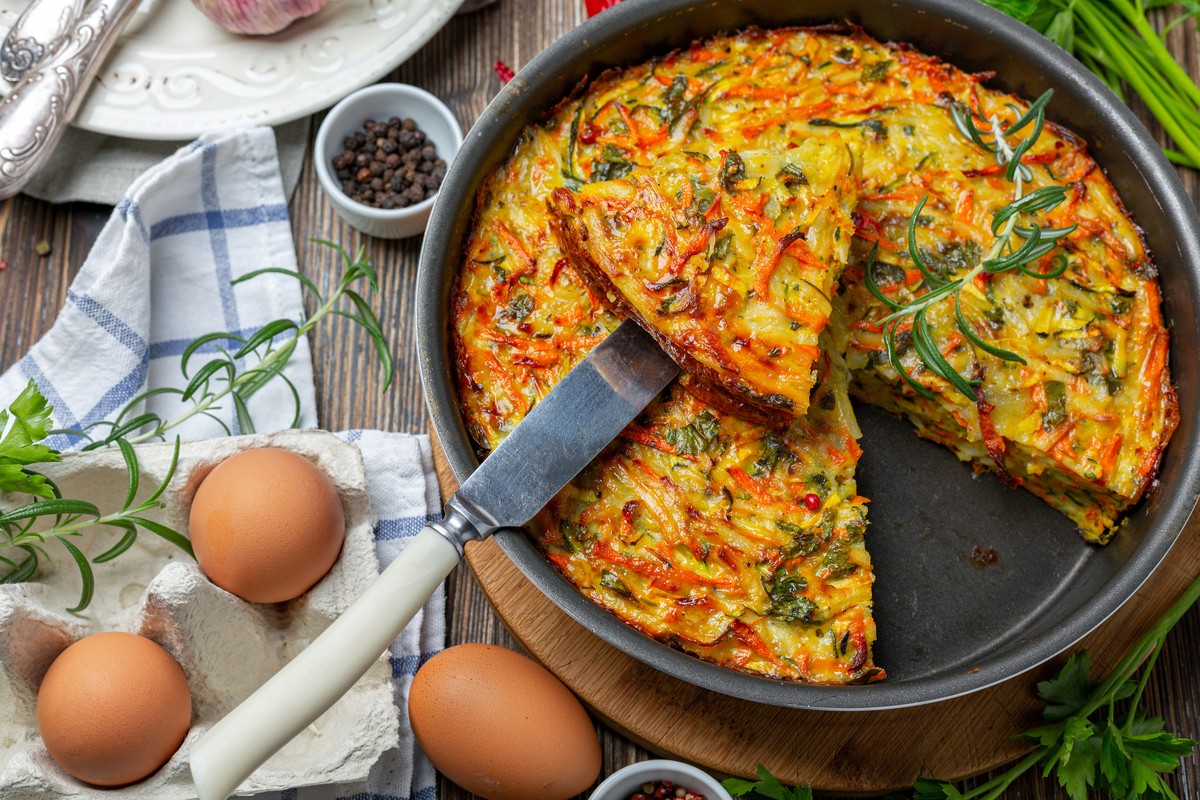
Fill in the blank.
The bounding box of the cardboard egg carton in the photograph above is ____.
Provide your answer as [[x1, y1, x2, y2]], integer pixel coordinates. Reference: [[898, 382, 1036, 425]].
[[0, 430, 398, 799]]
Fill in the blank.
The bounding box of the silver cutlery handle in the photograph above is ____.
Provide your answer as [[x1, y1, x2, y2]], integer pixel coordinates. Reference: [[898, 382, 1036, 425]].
[[0, 0, 140, 200], [2, 0, 85, 82]]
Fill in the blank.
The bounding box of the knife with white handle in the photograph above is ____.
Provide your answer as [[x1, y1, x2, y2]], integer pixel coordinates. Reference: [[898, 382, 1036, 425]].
[[188, 319, 679, 800]]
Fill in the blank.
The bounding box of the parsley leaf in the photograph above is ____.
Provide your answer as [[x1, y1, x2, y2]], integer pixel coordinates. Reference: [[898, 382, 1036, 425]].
[[0, 379, 61, 499], [723, 764, 813, 800], [1036, 651, 1095, 721], [722, 150, 747, 190], [777, 163, 809, 190], [664, 410, 719, 455], [750, 432, 794, 476], [906, 572, 1200, 800], [909, 778, 967, 800]]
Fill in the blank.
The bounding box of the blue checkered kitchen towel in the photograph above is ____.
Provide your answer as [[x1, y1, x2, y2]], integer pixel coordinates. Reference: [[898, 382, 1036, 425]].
[[0, 127, 442, 800]]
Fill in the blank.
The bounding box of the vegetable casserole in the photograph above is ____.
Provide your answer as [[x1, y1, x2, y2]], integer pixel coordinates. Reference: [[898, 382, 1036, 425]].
[[451, 26, 1176, 682]]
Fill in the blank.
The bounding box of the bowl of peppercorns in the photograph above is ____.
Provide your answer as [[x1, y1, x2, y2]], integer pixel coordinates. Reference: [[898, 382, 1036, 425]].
[[315, 82, 463, 239], [589, 760, 733, 800]]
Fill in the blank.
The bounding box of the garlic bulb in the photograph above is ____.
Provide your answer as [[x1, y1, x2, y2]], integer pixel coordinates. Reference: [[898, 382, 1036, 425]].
[[191, 0, 327, 35]]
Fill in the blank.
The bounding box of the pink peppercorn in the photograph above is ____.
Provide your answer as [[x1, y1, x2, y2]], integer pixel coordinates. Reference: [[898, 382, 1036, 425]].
[[803, 493, 821, 511], [626, 779, 705, 800]]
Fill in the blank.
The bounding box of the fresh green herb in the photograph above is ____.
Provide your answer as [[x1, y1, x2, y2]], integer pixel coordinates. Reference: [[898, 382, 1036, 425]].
[[590, 144, 635, 182], [664, 410, 720, 455], [0, 382, 191, 612], [1042, 380, 1068, 428], [906, 570, 1200, 800], [865, 90, 1077, 402], [809, 117, 888, 138], [869, 257, 908, 287], [751, 432, 794, 476], [559, 519, 590, 554], [818, 538, 857, 580], [722, 150, 747, 190], [63, 241, 393, 449], [663, 74, 691, 129], [563, 101, 587, 186], [777, 163, 810, 190], [767, 572, 817, 623], [724, 764, 814, 800], [981, 0, 1200, 169], [689, 175, 718, 215], [0, 380, 60, 499], [709, 232, 735, 262], [600, 570, 634, 598], [919, 240, 984, 281], [862, 59, 895, 81]]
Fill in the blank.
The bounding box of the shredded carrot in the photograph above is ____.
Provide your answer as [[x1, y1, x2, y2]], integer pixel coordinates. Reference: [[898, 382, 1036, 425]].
[[730, 619, 790, 669], [753, 229, 822, 301], [622, 427, 677, 454], [1031, 382, 1049, 413], [492, 219, 535, 271], [1099, 434, 1123, 480], [940, 331, 964, 357], [1138, 332, 1169, 419], [482, 351, 528, 414], [956, 189, 974, 225], [591, 540, 677, 592], [727, 467, 808, 516]]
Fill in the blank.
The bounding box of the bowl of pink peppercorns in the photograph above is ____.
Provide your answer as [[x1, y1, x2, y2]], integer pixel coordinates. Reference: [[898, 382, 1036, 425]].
[[314, 82, 463, 239], [589, 760, 733, 800]]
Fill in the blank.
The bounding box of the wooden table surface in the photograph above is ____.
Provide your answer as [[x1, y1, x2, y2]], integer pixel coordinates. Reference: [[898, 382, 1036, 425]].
[[1, 1, 1197, 798]]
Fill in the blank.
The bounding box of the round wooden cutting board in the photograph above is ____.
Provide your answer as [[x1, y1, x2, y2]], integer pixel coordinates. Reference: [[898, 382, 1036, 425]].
[[431, 436, 1199, 793]]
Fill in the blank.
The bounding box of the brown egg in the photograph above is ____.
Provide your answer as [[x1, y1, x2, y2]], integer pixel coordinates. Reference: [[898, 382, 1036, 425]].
[[409, 643, 601, 800], [189, 447, 345, 603], [37, 632, 192, 787]]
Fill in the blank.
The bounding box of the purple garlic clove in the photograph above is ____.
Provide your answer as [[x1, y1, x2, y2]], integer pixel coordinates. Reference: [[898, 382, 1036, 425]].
[[190, 0, 327, 35]]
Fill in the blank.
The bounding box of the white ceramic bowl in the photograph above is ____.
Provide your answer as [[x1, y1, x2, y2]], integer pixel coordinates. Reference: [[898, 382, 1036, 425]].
[[314, 83, 463, 239], [590, 760, 734, 800]]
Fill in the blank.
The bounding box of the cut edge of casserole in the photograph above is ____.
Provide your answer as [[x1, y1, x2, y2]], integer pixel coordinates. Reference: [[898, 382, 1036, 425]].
[[548, 143, 860, 421]]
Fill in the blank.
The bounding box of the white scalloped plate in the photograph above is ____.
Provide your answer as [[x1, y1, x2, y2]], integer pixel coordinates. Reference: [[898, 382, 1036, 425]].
[[0, 0, 464, 140]]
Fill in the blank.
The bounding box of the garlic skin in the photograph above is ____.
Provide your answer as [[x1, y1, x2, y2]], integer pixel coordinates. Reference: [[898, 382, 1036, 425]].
[[191, 0, 327, 35]]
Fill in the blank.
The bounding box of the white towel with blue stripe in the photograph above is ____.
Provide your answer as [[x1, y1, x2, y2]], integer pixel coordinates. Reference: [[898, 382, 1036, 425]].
[[0, 127, 442, 800]]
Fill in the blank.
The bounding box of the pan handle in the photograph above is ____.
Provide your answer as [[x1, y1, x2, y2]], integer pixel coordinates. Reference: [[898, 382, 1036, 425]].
[[188, 524, 463, 800]]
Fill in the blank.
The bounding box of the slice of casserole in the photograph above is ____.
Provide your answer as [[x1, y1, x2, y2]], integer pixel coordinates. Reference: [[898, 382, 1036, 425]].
[[529, 342, 881, 683], [549, 144, 859, 421]]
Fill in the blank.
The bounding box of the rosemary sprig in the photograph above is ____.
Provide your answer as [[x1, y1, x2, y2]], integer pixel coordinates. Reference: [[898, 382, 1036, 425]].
[[864, 89, 1077, 402], [1, 241, 393, 610], [64, 240, 394, 450], [0, 381, 191, 612]]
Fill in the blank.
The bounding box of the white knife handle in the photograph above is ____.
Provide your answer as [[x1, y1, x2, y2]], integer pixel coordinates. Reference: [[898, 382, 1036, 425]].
[[188, 526, 462, 800]]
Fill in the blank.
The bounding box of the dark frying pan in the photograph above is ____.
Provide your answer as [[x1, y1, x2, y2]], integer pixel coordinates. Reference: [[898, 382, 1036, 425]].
[[416, 0, 1200, 710]]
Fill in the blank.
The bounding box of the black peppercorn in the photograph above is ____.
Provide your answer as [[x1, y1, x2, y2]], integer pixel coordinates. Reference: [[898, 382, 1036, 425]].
[[332, 115, 447, 209]]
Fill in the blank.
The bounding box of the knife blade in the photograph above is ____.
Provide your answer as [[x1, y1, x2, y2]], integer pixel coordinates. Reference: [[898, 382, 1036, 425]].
[[189, 319, 678, 800]]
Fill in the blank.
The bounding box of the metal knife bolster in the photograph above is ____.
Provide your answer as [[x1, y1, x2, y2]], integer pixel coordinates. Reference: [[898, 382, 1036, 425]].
[[428, 495, 494, 556], [429, 320, 680, 556]]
